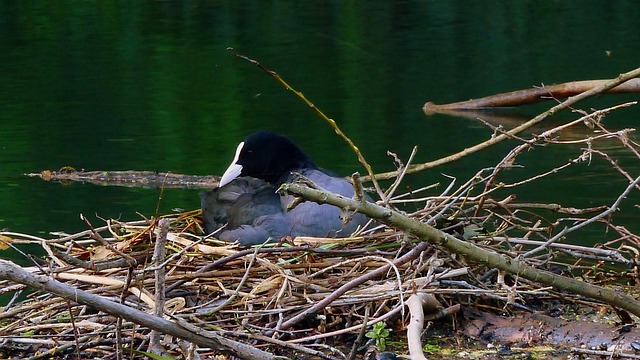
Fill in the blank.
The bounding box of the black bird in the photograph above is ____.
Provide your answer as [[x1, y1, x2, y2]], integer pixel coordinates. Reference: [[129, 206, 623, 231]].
[[201, 131, 371, 245]]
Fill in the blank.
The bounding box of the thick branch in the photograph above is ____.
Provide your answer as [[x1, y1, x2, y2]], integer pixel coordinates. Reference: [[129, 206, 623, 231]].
[[424, 78, 640, 112], [280, 183, 640, 318]]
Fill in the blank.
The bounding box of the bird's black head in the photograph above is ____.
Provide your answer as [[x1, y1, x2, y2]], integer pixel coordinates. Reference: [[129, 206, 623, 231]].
[[219, 131, 317, 186]]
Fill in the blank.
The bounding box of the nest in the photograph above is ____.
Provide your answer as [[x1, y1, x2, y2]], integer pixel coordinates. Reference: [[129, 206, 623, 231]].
[[1, 99, 640, 359], [0, 191, 636, 360]]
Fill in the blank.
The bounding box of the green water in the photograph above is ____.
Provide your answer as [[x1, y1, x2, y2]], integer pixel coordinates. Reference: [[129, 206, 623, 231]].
[[0, 1, 638, 265]]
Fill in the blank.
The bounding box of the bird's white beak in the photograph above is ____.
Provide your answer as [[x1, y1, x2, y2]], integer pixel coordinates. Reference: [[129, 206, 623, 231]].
[[219, 141, 245, 187]]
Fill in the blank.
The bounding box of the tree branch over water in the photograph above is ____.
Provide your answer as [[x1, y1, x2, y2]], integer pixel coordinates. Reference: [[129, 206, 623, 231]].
[[424, 78, 640, 112], [279, 175, 640, 319]]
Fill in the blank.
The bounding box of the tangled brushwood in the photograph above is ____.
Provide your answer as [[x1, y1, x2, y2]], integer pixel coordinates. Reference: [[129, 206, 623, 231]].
[[1, 101, 640, 360], [2, 61, 640, 360]]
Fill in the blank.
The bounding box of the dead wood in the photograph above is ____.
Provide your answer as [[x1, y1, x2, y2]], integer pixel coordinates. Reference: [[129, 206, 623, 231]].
[[280, 179, 640, 319], [463, 308, 640, 353], [25, 168, 218, 189], [424, 78, 640, 113]]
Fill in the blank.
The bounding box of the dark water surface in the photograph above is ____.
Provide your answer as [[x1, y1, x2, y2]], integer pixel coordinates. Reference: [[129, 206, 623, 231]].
[[1, 1, 639, 260]]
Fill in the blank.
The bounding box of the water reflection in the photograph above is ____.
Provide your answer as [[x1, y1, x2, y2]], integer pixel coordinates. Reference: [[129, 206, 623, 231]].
[[0, 1, 638, 250]]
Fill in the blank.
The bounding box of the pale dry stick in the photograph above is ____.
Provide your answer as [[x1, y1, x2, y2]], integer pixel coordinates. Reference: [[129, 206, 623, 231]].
[[368, 67, 640, 182], [308, 255, 400, 280], [21, 335, 95, 360], [142, 237, 206, 272], [549, 129, 633, 146], [500, 159, 576, 188], [473, 117, 587, 214], [141, 224, 210, 273], [560, 248, 630, 263], [217, 330, 339, 360], [0, 232, 48, 244], [406, 173, 473, 220], [475, 117, 529, 143], [306, 255, 405, 314], [543, 101, 636, 138], [522, 174, 640, 258], [405, 293, 429, 360], [288, 301, 405, 344], [164, 245, 311, 293], [148, 218, 170, 356], [38, 239, 66, 268], [570, 347, 640, 359], [80, 214, 138, 266], [227, 47, 385, 199], [389, 183, 441, 201], [497, 237, 628, 262], [424, 169, 502, 225], [104, 219, 126, 240], [51, 221, 147, 244]]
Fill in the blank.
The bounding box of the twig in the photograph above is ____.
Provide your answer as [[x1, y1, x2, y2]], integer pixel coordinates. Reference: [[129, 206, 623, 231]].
[[406, 293, 428, 360], [227, 47, 385, 198], [570, 347, 640, 359], [279, 242, 430, 330], [148, 218, 170, 356], [288, 302, 405, 344], [522, 175, 640, 258], [208, 245, 261, 315], [80, 214, 137, 267], [347, 305, 370, 360], [220, 330, 339, 360], [383, 146, 418, 205]]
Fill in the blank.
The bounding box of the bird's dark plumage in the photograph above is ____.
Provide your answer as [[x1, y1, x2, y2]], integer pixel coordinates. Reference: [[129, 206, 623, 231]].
[[200, 131, 371, 245]]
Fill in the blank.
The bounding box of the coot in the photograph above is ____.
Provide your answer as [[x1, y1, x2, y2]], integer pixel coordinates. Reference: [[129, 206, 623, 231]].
[[201, 131, 371, 245]]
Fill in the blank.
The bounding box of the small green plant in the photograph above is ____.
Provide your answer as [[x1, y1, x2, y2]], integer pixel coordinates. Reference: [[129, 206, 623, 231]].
[[56, 312, 71, 323], [365, 321, 391, 351], [423, 342, 440, 354]]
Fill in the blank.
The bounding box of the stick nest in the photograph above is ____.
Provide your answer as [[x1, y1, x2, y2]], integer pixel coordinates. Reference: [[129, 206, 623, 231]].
[[1, 196, 636, 360]]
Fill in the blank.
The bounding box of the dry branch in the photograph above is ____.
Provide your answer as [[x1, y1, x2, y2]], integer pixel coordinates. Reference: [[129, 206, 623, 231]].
[[279, 181, 640, 318], [25, 168, 218, 189], [424, 78, 640, 112], [406, 293, 429, 360]]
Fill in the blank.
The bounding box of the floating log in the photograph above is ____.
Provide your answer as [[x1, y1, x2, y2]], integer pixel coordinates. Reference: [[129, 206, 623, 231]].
[[424, 78, 640, 114], [25, 167, 219, 189]]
